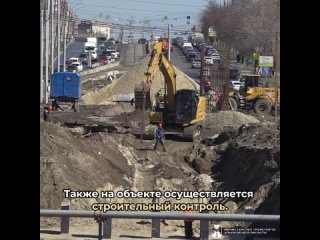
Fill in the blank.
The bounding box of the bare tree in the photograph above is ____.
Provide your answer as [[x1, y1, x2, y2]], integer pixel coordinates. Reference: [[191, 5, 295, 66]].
[[200, 0, 280, 55]]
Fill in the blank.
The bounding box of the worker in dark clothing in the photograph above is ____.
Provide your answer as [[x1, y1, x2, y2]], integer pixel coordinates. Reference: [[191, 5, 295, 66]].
[[153, 123, 166, 152], [204, 81, 214, 95], [43, 105, 52, 122], [240, 53, 244, 63], [145, 41, 150, 54], [236, 53, 241, 64], [130, 98, 135, 107], [183, 210, 194, 239]]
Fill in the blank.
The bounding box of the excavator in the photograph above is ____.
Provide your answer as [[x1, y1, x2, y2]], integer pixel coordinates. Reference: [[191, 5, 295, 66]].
[[228, 74, 280, 115], [134, 41, 206, 141]]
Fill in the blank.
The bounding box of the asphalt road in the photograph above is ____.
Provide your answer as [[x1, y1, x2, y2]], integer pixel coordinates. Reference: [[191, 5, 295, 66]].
[[170, 46, 200, 82], [53, 39, 85, 69]]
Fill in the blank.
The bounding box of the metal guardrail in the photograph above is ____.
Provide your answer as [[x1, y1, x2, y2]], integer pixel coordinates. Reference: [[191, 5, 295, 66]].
[[40, 209, 279, 221], [40, 208, 280, 240]]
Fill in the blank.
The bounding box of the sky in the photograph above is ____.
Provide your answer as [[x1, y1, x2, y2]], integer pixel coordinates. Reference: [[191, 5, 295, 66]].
[[68, 0, 231, 39]]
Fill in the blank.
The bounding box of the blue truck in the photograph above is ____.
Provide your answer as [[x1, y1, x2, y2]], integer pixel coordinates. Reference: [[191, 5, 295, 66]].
[[50, 72, 81, 112]]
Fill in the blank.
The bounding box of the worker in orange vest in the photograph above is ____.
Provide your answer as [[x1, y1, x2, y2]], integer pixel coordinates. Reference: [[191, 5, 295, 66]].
[[183, 210, 194, 239]]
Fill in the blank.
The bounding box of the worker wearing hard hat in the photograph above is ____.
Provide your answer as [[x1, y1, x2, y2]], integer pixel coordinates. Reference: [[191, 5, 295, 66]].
[[253, 50, 260, 74], [204, 81, 214, 95], [183, 210, 194, 239], [43, 104, 52, 122], [153, 123, 166, 152]]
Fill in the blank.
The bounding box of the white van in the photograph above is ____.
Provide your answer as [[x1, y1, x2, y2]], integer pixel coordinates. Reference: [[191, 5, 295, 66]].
[[69, 57, 79, 63]]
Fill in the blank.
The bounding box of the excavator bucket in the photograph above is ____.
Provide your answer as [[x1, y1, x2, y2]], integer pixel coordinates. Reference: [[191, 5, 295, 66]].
[[134, 83, 152, 110]]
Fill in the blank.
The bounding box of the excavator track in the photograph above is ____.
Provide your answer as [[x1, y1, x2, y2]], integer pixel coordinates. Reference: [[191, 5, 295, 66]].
[[183, 124, 203, 142]]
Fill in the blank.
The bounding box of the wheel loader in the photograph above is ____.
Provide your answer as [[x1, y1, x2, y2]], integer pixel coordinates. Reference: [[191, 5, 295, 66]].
[[228, 74, 280, 115]]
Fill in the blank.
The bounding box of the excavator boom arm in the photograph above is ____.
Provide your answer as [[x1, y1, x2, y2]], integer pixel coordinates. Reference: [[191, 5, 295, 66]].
[[135, 42, 176, 112]]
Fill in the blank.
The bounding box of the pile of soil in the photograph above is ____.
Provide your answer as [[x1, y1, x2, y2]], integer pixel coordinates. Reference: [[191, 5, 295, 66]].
[[185, 123, 280, 219], [40, 120, 134, 209], [82, 56, 198, 105]]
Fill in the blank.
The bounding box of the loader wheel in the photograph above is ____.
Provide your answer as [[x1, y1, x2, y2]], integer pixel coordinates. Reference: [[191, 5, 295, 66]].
[[74, 102, 80, 112], [255, 99, 271, 115], [229, 98, 238, 111]]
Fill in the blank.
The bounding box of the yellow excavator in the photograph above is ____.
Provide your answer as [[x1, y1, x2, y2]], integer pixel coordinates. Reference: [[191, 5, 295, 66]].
[[229, 74, 280, 115], [134, 41, 206, 141]]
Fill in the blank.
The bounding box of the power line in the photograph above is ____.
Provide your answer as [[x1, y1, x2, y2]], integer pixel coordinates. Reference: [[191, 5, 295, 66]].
[[121, 0, 205, 8], [66, 2, 201, 14]]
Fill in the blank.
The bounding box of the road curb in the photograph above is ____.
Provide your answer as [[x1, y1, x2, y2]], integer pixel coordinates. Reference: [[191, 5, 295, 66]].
[[79, 62, 120, 77]]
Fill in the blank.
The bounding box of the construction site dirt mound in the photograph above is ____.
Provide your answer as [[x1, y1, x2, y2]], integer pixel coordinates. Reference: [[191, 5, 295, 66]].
[[206, 110, 260, 130], [82, 56, 198, 105], [40, 120, 134, 209], [185, 123, 280, 224], [112, 57, 198, 95], [201, 110, 260, 139]]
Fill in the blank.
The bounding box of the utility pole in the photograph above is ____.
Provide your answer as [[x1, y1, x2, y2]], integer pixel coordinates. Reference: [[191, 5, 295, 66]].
[[119, 27, 124, 44], [168, 24, 171, 61], [45, 0, 50, 104], [40, 10, 44, 103], [68, 9, 71, 42], [133, 43, 136, 66], [87, 50, 92, 68], [51, 0, 54, 74], [200, 45, 205, 96], [274, 31, 279, 145], [63, 10, 67, 72], [57, 0, 61, 72], [223, 48, 231, 110]]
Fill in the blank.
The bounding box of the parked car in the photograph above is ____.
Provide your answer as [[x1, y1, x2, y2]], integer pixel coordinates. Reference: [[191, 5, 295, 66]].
[[206, 48, 218, 56], [138, 38, 147, 44], [78, 53, 87, 63], [186, 51, 198, 62], [191, 58, 201, 69], [210, 53, 220, 61], [229, 80, 241, 91], [54, 64, 65, 72], [230, 68, 239, 80], [70, 62, 83, 72], [66, 65, 78, 73], [90, 58, 101, 68], [65, 60, 73, 68], [101, 57, 108, 65], [204, 56, 213, 65]]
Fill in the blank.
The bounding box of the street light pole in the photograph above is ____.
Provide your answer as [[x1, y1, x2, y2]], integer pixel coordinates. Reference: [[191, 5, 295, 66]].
[[40, 10, 44, 103], [45, 0, 50, 104], [51, 0, 54, 74], [63, 12, 67, 72], [57, 0, 61, 72], [168, 24, 171, 61]]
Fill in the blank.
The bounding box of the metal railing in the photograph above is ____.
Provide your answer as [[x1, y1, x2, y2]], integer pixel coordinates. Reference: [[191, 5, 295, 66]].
[[40, 207, 280, 240]]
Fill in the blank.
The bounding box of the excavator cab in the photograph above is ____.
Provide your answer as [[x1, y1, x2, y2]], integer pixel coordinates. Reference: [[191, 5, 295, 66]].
[[175, 89, 199, 124]]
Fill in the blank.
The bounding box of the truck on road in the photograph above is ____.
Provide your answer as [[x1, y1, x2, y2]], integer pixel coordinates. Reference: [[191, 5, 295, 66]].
[[50, 72, 81, 112]]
